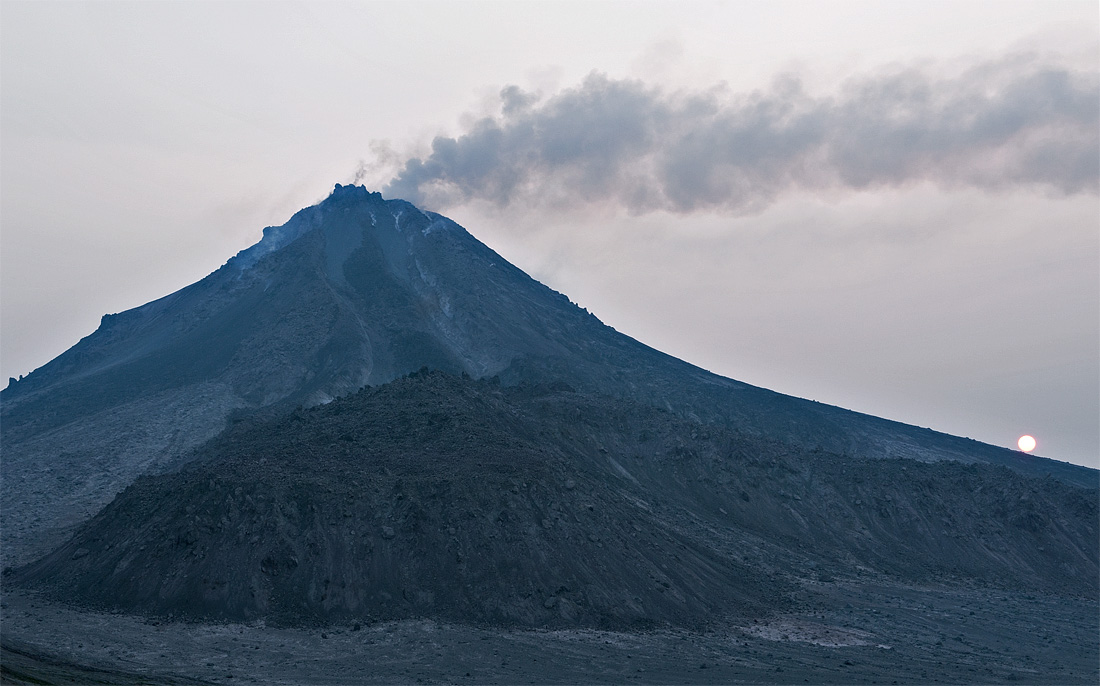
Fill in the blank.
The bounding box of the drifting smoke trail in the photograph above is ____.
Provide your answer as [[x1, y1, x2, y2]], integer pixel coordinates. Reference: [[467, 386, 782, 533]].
[[383, 54, 1099, 214]]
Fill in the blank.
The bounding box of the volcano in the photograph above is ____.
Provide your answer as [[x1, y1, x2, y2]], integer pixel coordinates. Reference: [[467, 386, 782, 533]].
[[3, 184, 1091, 566], [3, 185, 1097, 635]]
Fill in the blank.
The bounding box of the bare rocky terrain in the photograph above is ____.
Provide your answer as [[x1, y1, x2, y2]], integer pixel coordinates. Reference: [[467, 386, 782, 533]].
[[3, 580, 1097, 684], [8, 372, 1097, 686], [2, 185, 1098, 684]]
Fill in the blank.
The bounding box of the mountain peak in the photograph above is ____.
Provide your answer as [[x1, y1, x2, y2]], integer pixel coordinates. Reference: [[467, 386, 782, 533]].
[[230, 185, 451, 272], [327, 182, 382, 203], [230, 184, 385, 271]]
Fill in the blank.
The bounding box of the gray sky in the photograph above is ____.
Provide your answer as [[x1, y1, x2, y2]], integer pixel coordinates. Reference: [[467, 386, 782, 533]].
[[2, 0, 1097, 467]]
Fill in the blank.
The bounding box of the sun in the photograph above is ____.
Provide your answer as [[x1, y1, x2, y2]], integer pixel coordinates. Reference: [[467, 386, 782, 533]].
[[1017, 435, 1037, 453]]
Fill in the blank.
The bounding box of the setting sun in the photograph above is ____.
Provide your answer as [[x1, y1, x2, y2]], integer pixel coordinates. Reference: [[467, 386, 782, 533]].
[[1018, 435, 1037, 452]]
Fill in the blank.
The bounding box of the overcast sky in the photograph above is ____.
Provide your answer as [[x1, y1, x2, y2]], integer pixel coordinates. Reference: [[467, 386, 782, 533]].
[[2, 1, 1097, 467]]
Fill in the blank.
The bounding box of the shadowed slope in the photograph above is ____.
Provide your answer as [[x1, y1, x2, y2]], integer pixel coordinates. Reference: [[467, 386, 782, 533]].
[[13, 373, 786, 628], [14, 372, 1096, 629]]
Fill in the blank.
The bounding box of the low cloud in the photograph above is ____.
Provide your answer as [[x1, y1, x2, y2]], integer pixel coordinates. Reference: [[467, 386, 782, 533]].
[[383, 54, 1099, 214]]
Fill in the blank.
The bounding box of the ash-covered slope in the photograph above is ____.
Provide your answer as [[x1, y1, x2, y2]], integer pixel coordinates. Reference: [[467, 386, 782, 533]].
[[13, 373, 786, 629], [2, 184, 1093, 564], [14, 372, 1097, 629]]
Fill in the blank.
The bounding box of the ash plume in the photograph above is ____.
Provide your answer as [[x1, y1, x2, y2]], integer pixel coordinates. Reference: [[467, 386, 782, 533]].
[[384, 54, 1099, 214]]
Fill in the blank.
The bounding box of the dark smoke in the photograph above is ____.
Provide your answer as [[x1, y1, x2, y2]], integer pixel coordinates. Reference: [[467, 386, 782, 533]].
[[384, 54, 1099, 214]]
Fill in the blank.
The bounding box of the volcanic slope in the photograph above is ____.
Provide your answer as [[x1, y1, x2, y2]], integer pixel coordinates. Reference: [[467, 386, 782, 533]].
[[1, 185, 1093, 564], [14, 371, 1097, 629]]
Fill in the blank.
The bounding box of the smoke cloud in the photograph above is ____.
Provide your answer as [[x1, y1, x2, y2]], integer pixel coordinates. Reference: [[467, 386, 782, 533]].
[[384, 54, 1099, 214]]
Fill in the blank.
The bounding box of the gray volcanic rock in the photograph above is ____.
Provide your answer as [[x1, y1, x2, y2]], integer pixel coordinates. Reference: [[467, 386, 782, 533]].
[[13, 373, 786, 628], [12, 372, 1096, 629], [1, 184, 1094, 565]]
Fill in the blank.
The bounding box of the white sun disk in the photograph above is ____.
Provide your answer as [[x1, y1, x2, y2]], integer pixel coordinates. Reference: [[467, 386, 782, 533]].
[[1018, 435, 1036, 452]]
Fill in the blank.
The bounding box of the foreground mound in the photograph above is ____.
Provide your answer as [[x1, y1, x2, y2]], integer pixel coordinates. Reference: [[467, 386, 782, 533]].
[[14, 372, 788, 628], [14, 372, 1097, 628]]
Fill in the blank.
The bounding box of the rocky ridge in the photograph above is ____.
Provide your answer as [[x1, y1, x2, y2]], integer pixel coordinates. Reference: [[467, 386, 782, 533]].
[[14, 371, 1097, 629]]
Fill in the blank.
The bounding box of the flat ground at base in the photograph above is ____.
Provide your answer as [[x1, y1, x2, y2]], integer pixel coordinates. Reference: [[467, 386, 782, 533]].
[[2, 581, 1096, 685]]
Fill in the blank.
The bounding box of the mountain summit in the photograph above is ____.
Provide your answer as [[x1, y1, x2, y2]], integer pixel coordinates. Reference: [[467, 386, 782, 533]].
[[1, 185, 1092, 564]]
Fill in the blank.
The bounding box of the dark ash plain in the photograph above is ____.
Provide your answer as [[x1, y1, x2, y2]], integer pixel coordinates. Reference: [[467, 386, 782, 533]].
[[3, 581, 1097, 684]]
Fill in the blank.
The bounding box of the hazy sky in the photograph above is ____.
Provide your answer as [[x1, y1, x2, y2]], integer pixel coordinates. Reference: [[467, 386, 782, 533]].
[[2, 1, 1097, 467]]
